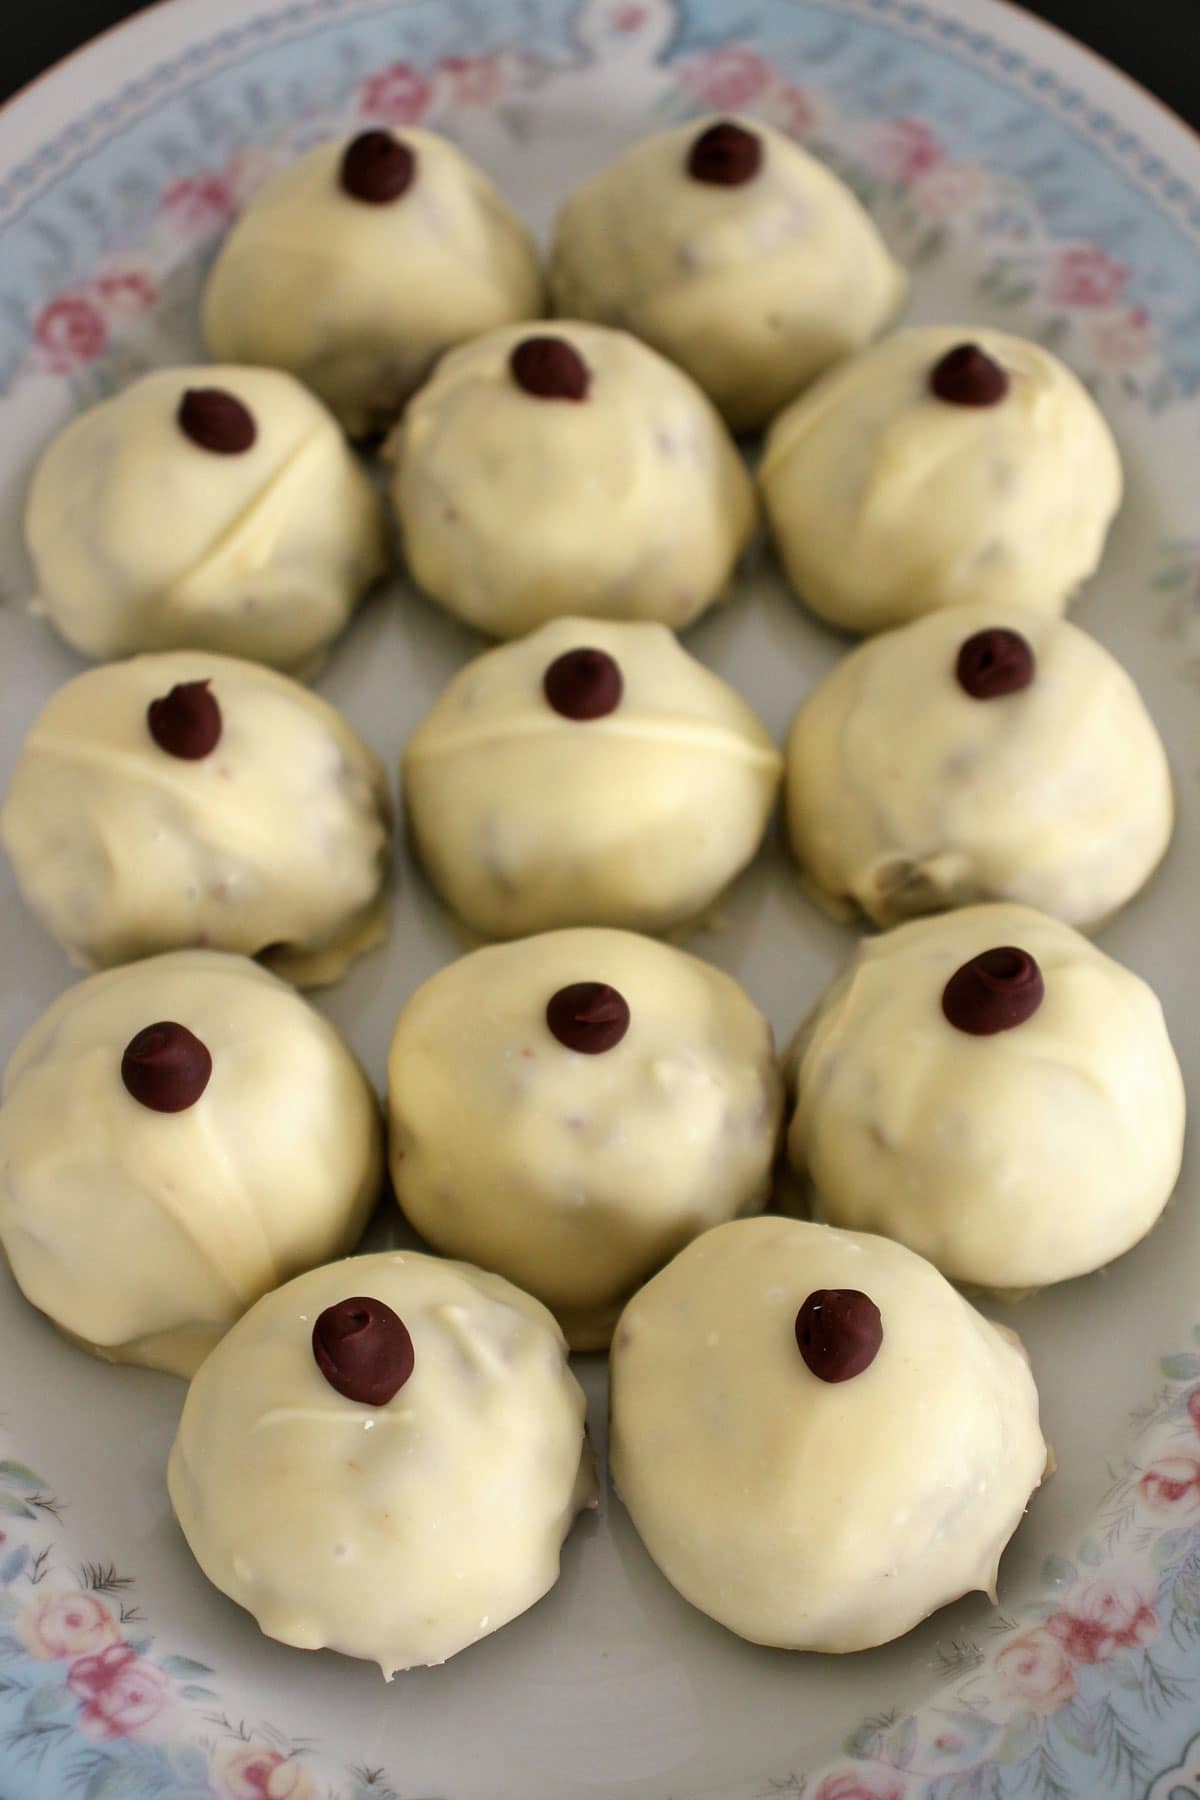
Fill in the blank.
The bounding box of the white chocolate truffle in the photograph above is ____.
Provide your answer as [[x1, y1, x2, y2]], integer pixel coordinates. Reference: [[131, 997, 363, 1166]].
[[609, 1216, 1046, 1652], [204, 130, 543, 438], [403, 618, 782, 938], [0, 951, 381, 1376], [168, 1250, 594, 1675], [785, 603, 1172, 930], [760, 326, 1122, 632], [25, 366, 387, 676], [784, 906, 1185, 1290], [0, 652, 391, 985], [390, 321, 756, 637], [549, 116, 905, 432], [387, 929, 783, 1349]]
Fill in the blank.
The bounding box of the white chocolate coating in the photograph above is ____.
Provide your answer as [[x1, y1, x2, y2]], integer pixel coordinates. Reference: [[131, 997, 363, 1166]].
[[0, 951, 381, 1376], [402, 617, 782, 938], [784, 906, 1185, 1290], [0, 652, 391, 985], [760, 325, 1122, 632], [204, 131, 543, 438], [784, 602, 1172, 930], [25, 365, 387, 676], [549, 117, 905, 432], [387, 929, 783, 1349], [168, 1250, 594, 1674], [609, 1216, 1046, 1651], [390, 320, 755, 637]]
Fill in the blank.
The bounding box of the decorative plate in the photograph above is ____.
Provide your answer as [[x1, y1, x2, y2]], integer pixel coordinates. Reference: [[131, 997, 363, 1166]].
[[0, 1, 1198, 1795]]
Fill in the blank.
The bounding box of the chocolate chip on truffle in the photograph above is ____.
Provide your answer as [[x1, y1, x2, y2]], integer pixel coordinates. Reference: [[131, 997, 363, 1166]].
[[956, 628, 1035, 700], [509, 335, 591, 402], [795, 1289, 883, 1383], [340, 129, 415, 203], [929, 342, 1009, 407], [177, 387, 257, 454], [121, 1022, 212, 1113], [147, 680, 222, 760], [687, 119, 762, 186], [546, 982, 631, 1054], [942, 946, 1045, 1036], [312, 1297, 415, 1405], [543, 647, 623, 720]]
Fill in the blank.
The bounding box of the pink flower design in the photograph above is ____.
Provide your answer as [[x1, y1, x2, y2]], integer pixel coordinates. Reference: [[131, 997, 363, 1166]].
[[93, 263, 158, 317], [813, 1771, 908, 1800], [358, 61, 432, 126], [610, 3, 648, 30], [66, 1644, 170, 1741], [33, 294, 107, 373], [1047, 1577, 1158, 1665], [1086, 304, 1155, 371], [868, 117, 943, 184], [224, 145, 282, 205], [679, 45, 774, 110], [437, 55, 504, 108], [161, 174, 237, 239], [1189, 1386, 1200, 1435], [213, 1743, 319, 1800], [15, 1589, 122, 1661], [762, 82, 820, 140], [912, 160, 986, 221], [993, 1627, 1075, 1713], [1140, 1454, 1200, 1520], [1046, 244, 1128, 308]]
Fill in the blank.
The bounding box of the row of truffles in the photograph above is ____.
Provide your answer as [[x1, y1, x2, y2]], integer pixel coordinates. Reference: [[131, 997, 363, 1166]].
[[22, 121, 1122, 672], [202, 116, 905, 438], [23, 319, 1122, 671], [165, 1223, 1045, 1674], [3, 906, 1181, 1669], [0, 604, 1170, 976], [0, 915, 1181, 1371]]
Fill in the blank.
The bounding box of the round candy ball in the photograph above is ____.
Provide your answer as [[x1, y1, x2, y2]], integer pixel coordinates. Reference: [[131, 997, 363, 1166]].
[[609, 1216, 1047, 1651], [403, 618, 782, 938], [0, 652, 391, 985], [25, 366, 387, 675], [784, 602, 1172, 930], [0, 951, 381, 1375], [390, 320, 755, 637], [387, 928, 784, 1348], [550, 116, 905, 431], [760, 325, 1122, 632], [203, 129, 543, 439], [168, 1250, 594, 1674], [784, 904, 1185, 1290]]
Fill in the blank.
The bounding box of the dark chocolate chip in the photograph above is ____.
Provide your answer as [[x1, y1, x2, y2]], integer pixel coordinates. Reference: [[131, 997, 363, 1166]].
[[340, 130, 415, 203], [177, 388, 257, 455], [795, 1289, 883, 1383], [955, 628, 1035, 700], [543, 648, 623, 721], [121, 1022, 212, 1113], [687, 120, 762, 186], [546, 982, 631, 1054], [942, 946, 1045, 1036], [312, 1297, 414, 1405], [509, 335, 590, 402], [929, 342, 1009, 407], [147, 681, 222, 760]]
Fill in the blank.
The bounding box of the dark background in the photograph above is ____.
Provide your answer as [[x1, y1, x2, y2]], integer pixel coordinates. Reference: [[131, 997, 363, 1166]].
[[2, 1, 1199, 127]]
